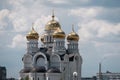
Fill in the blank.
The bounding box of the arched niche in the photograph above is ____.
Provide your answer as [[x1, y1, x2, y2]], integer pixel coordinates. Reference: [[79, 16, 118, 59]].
[[74, 54, 82, 64], [50, 54, 61, 70], [64, 54, 69, 62], [23, 54, 32, 68], [74, 54, 82, 79], [33, 52, 47, 69], [74, 55, 80, 72], [50, 54, 61, 62]]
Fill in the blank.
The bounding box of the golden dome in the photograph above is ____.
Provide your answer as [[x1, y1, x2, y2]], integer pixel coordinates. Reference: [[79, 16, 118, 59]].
[[53, 27, 65, 39], [45, 12, 61, 31], [67, 26, 79, 41], [26, 27, 39, 40]]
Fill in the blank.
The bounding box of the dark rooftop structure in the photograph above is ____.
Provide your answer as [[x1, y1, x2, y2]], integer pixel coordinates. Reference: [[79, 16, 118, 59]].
[[0, 66, 6, 80]]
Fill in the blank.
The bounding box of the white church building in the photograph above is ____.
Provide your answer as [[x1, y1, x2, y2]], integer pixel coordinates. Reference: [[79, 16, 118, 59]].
[[19, 12, 82, 80]]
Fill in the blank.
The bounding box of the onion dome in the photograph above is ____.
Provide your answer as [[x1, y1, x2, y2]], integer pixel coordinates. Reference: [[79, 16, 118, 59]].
[[45, 11, 61, 31], [53, 27, 65, 39], [26, 27, 39, 40], [67, 26, 79, 41], [47, 67, 61, 73], [31, 66, 46, 73]]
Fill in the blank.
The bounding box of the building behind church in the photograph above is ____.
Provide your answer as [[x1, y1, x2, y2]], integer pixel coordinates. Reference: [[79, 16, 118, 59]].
[[0, 66, 6, 80], [97, 71, 120, 80]]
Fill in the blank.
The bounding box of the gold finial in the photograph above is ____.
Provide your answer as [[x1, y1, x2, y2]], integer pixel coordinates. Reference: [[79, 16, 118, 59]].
[[32, 22, 35, 30], [72, 24, 75, 32], [52, 9, 55, 20]]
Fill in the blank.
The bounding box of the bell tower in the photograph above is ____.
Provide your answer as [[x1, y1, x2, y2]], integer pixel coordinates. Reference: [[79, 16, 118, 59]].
[[67, 25, 79, 54], [26, 24, 39, 55]]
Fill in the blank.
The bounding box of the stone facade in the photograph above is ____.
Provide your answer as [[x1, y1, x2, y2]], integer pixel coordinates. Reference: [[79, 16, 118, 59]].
[[19, 13, 82, 80]]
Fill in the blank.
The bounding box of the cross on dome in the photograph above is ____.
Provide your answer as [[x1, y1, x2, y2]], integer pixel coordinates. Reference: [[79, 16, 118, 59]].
[[52, 9, 55, 20], [72, 24, 75, 32]]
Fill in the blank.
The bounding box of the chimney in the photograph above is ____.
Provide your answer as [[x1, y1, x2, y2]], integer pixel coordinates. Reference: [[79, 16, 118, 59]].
[[99, 63, 102, 80]]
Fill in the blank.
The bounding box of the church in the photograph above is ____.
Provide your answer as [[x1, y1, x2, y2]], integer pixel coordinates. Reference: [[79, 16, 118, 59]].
[[19, 12, 82, 80]]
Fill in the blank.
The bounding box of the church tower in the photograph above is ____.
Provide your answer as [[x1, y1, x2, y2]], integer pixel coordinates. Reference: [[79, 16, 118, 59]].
[[67, 25, 82, 80], [26, 26, 39, 55], [19, 11, 82, 80], [67, 25, 79, 54], [52, 27, 66, 55], [41, 11, 61, 51]]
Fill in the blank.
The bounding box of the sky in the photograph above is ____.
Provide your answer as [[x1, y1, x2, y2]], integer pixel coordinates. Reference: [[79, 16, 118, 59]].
[[0, 0, 120, 79]]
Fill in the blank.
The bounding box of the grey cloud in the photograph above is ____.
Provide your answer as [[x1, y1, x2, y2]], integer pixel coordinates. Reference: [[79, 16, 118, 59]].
[[77, 19, 120, 44], [0, 0, 11, 10], [69, 7, 120, 23], [39, 0, 120, 8], [96, 8, 120, 23]]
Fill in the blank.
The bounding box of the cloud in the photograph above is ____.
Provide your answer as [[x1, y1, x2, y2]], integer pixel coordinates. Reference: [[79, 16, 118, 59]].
[[69, 7, 120, 42], [9, 12, 29, 32], [70, 7, 120, 23], [69, 7, 101, 19], [8, 34, 26, 48], [7, 0, 57, 33], [47, 0, 91, 4], [103, 53, 120, 59], [8, 0, 25, 6], [78, 19, 120, 42], [0, 9, 10, 30], [0, 9, 9, 20], [96, 8, 120, 23], [47, 0, 69, 4]]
